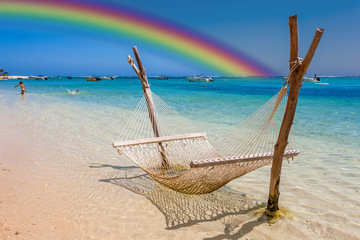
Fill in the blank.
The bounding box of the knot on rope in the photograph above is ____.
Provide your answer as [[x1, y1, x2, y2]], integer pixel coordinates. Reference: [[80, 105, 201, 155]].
[[289, 57, 303, 66], [284, 57, 303, 85]]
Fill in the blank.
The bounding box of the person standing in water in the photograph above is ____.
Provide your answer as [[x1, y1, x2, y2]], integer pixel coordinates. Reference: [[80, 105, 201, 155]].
[[14, 81, 26, 95]]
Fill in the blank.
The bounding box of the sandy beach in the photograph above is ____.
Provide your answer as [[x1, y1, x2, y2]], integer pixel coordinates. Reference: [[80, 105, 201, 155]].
[[1, 77, 360, 240], [0, 111, 318, 240]]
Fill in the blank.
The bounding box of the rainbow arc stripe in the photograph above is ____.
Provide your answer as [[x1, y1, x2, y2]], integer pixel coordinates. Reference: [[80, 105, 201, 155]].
[[0, 0, 272, 76]]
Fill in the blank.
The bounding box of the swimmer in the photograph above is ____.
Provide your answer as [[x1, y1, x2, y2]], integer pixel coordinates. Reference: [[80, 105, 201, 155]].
[[14, 81, 26, 95], [67, 89, 80, 95]]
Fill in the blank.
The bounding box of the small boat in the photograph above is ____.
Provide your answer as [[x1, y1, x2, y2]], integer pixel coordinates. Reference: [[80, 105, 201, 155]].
[[99, 76, 114, 80], [157, 75, 168, 80], [303, 77, 320, 82], [34, 75, 48, 80], [303, 74, 320, 82], [86, 76, 101, 81], [186, 74, 214, 82]]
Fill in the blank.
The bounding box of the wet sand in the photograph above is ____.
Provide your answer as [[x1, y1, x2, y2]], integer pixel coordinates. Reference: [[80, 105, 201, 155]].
[[0, 98, 359, 240]]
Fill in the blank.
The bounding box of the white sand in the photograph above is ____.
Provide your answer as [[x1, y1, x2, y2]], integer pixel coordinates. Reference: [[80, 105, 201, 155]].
[[0, 101, 359, 240]]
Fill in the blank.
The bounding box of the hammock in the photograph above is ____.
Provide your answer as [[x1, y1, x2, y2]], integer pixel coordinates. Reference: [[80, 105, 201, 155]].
[[113, 82, 299, 194]]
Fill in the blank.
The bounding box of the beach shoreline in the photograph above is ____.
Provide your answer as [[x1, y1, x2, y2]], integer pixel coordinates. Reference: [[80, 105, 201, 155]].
[[1, 78, 359, 239], [0, 113, 308, 240]]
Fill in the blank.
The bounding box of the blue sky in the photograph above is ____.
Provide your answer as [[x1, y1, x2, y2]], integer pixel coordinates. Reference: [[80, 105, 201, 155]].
[[1, 0, 360, 76]]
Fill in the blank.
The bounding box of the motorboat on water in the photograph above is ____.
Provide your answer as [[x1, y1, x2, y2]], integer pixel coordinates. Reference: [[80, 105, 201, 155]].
[[284, 74, 321, 82], [303, 74, 320, 82], [186, 74, 214, 82], [100, 76, 114, 80], [303, 77, 320, 82], [34, 75, 48, 80]]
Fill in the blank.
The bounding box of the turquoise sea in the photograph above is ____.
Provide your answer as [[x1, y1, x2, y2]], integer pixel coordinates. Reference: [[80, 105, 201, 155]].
[[0, 76, 359, 238], [1, 76, 359, 171], [1, 76, 359, 146]]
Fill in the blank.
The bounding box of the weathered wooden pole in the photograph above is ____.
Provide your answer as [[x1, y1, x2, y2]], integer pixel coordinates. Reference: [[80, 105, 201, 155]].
[[267, 15, 324, 216], [128, 46, 170, 168]]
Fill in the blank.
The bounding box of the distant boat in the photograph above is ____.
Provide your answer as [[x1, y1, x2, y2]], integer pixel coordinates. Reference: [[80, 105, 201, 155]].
[[284, 74, 321, 83], [34, 75, 48, 80], [86, 76, 101, 81], [99, 76, 114, 80], [303, 74, 320, 82], [157, 75, 168, 80], [186, 74, 214, 82], [67, 76, 72, 79]]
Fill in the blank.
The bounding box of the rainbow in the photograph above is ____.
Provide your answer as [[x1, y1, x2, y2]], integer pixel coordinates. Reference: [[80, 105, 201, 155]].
[[0, 0, 273, 76]]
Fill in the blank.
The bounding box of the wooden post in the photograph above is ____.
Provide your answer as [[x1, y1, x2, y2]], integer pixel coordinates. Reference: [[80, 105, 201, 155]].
[[128, 47, 170, 169], [267, 15, 324, 216]]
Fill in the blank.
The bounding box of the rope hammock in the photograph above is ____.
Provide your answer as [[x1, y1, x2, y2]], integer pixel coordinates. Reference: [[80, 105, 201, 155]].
[[113, 52, 299, 195]]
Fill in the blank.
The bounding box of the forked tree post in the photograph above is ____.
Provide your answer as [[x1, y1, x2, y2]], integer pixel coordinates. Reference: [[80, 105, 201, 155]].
[[127, 46, 170, 169], [267, 15, 324, 216]]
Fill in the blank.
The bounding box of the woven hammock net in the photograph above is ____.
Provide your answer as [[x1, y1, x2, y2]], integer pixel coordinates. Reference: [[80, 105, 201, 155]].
[[114, 86, 298, 194]]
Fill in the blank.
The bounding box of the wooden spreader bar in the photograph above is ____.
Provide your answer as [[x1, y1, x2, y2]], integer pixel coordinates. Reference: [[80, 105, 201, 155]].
[[113, 132, 207, 148], [190, 150, 299, 168]]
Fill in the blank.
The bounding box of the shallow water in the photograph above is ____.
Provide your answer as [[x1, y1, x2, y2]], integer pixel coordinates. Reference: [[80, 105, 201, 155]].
[[1, 77, 359, 239]]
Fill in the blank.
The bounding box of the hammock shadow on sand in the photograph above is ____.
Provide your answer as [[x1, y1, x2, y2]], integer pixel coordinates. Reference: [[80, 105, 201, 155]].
[[98, 165, 266, 232]]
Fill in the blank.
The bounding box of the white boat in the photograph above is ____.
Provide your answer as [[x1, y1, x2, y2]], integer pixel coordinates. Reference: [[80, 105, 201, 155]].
[[186, 75, 214, 82], [100, 76, 114, 80], [34, 75, 48, 80], [303, 75, 320, 82]]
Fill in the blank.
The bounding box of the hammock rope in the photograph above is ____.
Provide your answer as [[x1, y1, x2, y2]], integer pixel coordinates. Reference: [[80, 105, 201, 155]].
[[114, 84, 299, 194]]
